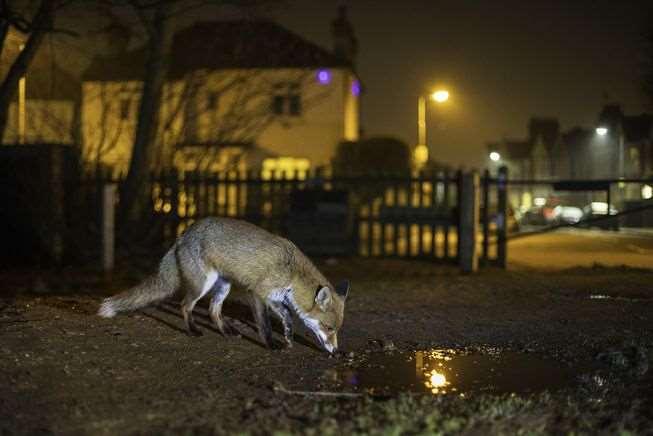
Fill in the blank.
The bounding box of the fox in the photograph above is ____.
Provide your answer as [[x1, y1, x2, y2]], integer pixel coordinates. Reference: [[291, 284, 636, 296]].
[[97, 217, 349, 353]]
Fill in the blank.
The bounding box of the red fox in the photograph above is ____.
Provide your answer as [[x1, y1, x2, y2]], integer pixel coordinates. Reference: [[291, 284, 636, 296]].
[[98, 217, 349, 353]]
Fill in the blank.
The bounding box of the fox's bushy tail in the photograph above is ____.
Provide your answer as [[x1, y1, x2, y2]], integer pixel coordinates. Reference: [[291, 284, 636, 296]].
[[98, 248, 180, 318]]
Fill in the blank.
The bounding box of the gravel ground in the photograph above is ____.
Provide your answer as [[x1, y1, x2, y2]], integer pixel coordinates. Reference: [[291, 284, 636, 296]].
[[1, 258, 652, 435]]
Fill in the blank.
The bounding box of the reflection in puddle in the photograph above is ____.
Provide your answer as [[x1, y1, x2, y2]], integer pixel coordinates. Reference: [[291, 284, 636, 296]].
[[342, 349, 583, 397]]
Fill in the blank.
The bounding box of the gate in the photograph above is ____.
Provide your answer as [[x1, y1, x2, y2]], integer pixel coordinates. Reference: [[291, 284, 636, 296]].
[[83, 169, 506, 269]]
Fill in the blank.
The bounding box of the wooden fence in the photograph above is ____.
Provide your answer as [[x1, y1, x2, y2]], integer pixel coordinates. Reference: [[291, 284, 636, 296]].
[[84, 168, 508, 268]]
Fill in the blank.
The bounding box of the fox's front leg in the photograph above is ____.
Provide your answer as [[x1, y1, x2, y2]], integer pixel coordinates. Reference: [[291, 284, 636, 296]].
[[269, 302, 293, 348], [250, 293, 274, 348]]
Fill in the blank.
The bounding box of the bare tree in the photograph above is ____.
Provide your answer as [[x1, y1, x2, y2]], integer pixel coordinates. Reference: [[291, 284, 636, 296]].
[[113, 0, 281, 228], [0, 0, 56, 139], [118, 0, 169, 226]]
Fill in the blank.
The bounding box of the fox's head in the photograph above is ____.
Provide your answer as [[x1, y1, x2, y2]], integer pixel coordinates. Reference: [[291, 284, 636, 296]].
[[301, 280, 350, 354]]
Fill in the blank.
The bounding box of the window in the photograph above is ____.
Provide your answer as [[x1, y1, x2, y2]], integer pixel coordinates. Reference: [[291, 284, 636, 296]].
[[272, 95, 285, 115], [119, 98, 130, 120], [289, 95, 301, 115], [271, 83, 302, 117], [206, 92, 218, 111], [262, 157, 311, 180]]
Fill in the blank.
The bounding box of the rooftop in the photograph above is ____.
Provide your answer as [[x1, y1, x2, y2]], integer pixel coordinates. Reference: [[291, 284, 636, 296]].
[[84, 20, 352, 81]]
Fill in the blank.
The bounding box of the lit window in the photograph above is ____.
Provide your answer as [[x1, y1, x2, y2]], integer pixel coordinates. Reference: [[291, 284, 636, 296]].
[[262, 157, 311, 180], [642, 185, 652, 200]]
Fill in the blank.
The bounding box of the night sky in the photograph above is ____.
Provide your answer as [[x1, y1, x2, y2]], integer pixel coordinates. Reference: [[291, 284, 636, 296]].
[[270, 0, 653, 169]]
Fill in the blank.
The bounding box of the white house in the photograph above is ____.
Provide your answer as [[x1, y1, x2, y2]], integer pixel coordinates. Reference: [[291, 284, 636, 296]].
[[81, 13, 360, 178]]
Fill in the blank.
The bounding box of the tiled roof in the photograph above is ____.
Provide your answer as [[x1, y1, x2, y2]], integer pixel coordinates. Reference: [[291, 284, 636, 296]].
[[84, 20, 351, 81]]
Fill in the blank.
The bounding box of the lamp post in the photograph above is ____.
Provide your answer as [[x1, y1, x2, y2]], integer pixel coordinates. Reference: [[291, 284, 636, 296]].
[[415, 89, 449, 168], [18, 44, 26, 144]]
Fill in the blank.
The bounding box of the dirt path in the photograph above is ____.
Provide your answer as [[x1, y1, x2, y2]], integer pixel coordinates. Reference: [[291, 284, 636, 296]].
[[1, 259, 652, 434]]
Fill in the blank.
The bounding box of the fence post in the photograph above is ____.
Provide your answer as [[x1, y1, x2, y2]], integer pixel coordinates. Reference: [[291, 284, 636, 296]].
[[459, 171, 479, 273], [102, 183, 117, 274], [496, 166, 508, 268], [481, 169, 490, 265]]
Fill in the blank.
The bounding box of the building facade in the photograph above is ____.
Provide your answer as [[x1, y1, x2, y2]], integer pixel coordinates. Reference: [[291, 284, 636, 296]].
[[81, 17, 360, 177]]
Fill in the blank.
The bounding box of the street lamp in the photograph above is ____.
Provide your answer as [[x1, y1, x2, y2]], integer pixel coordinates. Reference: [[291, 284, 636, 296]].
[[489, 151, 501, 162], [431, 90, 449, 103], [18, 44, 26, 144], [595, 126, 608, 136], [415, 88, 450, 167]]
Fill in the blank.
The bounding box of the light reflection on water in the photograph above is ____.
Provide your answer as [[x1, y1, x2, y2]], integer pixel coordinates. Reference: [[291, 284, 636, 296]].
[[343, 349, 580, 397]]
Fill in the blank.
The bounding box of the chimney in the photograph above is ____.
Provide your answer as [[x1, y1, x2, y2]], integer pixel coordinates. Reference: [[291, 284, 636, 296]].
[[331, 5, 358, 65]]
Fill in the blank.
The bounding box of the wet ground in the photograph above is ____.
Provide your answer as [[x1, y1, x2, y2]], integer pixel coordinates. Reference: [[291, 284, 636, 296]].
[[1, 258, 653, 434]]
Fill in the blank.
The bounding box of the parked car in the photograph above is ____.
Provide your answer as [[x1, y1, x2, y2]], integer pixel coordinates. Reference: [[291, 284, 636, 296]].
[[552, 205, 584, 225], [581, 202, 619, 229], [520, 206, 550, 226]]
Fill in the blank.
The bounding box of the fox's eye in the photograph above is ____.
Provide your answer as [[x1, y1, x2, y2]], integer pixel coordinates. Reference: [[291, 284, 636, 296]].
[[321, 323, 335, 333]]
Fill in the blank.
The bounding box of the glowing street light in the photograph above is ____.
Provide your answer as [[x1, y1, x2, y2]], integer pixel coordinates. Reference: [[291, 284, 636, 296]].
[[595, 126, 608, 136], [489, 151, 501, 162], [430, 89, 449, 103]]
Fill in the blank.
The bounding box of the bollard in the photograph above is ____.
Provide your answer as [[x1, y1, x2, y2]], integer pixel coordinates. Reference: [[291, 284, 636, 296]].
[[102, 184, 117, 274], [459, 171, 479, 273]]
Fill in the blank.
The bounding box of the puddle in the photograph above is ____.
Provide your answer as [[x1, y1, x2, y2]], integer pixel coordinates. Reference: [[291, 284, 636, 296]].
[[338, 349, 585, 396]]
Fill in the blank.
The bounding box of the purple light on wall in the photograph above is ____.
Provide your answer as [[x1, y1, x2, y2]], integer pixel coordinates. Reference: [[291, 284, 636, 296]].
[[316, 69, 331, 85], [351, 80, 360, 96]]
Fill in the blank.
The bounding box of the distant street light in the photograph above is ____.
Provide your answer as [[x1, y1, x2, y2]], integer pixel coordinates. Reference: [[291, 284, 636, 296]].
[[595, 126, 608, 136], [415, 88, 450, 167], [489, 151, 501, 162]]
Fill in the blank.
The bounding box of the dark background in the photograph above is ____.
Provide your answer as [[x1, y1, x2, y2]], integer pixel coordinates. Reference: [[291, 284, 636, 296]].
[[270, 0, 653, 168]]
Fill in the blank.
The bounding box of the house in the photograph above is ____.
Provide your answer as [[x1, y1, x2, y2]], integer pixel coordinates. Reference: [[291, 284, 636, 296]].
[[81, 10, 361, 177], [486, 118, 562, 208], [0, 29, 79, 145], [487, 106, 653, 212], [596, 104, 653, 201]]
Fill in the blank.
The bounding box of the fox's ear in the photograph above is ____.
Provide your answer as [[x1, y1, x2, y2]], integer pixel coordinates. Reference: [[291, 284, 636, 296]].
[[315, 286, 332, 310], [335, 280, 350, 299]]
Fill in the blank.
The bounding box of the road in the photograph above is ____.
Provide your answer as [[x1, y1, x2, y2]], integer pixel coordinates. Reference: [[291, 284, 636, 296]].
[[507, 228, 653, 270]]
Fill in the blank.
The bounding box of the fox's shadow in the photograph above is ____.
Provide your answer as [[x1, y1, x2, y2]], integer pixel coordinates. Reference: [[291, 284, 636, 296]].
[[139, 297, 320, 351]]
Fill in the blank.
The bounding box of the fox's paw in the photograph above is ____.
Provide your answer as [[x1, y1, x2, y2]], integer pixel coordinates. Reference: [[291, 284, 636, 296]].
[[218, 320, 241, 338]]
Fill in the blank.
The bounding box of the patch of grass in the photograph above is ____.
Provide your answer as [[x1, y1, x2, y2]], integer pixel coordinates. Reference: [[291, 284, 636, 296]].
[[245, 368, 651, 436]]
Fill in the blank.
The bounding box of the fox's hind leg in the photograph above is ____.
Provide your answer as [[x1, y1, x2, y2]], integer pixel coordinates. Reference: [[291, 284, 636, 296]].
[[208, 278, 239, 337], [250, 293, 274, 348], [178, 249, 217, 336]]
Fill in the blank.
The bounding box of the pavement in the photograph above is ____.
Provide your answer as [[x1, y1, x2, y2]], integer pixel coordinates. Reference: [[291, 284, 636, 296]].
[[507, 227, 653, 270]]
